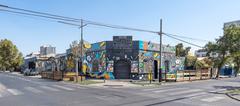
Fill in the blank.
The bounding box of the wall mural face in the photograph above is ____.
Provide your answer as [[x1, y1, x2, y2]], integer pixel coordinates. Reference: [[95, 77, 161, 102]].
[[137, 41, 183, 80], [85, 51, 106, 72], [131, 61, 138, 73], [83, 40, 183, 80], [84, 41, 115, 79], [107, 61, 114, 72]]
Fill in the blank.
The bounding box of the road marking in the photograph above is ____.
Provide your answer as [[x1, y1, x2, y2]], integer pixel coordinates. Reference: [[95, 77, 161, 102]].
[[142, 87, 171, 91], [64, 84, 86, 89], [24, 87, 43, 94], [183, 92, 207, 98], [7, 89, 23, 95], [209, 89, 226, 93], [52, 85, 74, 91], [40, 86, 60, 92], [201, 96, 225, 102], [153, 88, 188, 93], [168, 89, 202, 95]]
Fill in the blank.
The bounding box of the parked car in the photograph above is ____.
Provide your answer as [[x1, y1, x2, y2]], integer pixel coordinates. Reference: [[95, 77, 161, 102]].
[[23, 69, 31, 76], [29, 70, 39, 76]]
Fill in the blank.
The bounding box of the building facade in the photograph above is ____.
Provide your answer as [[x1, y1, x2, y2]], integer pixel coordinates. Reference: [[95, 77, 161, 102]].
[[40, 45, 56, 57], [83, 36, 184, 80], [224, 20, 240, 28], [24, 45, 56, 72]]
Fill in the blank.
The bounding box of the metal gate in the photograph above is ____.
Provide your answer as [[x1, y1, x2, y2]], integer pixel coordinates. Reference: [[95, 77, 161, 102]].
[[114, 60, 131, 79]]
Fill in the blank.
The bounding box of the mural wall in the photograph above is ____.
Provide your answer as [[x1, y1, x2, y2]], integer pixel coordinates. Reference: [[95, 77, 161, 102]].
[[137, 41, 183, 80], [85, 42, 115, 79], [83, 40, 184, 80]]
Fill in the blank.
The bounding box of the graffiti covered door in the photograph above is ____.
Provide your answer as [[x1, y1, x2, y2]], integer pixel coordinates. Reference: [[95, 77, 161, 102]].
[[114, 60, 131, 79], [154, 60, 158, 79], [164, 60, 170, 73]]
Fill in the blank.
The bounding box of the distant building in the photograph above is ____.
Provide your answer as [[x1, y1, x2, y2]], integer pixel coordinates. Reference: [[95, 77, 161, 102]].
[[224, 20, 240, 28], [40, 45, 56, 57], [24, 45, 56, 72], [195, 49, 207, 58]]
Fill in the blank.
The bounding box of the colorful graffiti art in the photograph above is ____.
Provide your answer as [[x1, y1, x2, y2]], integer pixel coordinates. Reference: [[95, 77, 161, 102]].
[[107, 61, 114, 72], [131, 61, 138, 73], [87, 71, 114, 79]]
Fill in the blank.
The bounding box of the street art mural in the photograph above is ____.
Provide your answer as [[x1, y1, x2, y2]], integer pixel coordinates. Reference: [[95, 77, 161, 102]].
[[107, 61, 114, 72], [83, 40, 184, 80], [131, 61, 138, 73], [137, 41, 184, 80], [84, 42, 115, 79]]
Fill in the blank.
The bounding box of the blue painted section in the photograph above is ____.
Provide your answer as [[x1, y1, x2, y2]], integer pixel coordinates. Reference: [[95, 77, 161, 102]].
[[139, 41, 144, 49], [220, 67, 236, 76], [92, 43, 100, 50]]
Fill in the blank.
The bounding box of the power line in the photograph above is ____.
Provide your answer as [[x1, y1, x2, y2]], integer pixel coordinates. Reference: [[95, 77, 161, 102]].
[[0, 4, 80, 22], [0, 9, 79, 22], [163, 32, 210, 42], [0, 4, 158, 34], [0, 4, 206, 48], [83, 20, 159, 34], [163, 33, 204, 48]]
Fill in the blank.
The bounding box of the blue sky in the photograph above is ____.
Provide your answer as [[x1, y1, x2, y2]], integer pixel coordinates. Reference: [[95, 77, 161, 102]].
[[0, 0, 240, 56]]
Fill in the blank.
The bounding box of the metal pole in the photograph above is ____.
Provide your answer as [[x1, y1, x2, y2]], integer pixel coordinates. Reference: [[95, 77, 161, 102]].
[[75, 58, 78, 82], [159, 19, 162, 83], [80, 19, 84, 82]]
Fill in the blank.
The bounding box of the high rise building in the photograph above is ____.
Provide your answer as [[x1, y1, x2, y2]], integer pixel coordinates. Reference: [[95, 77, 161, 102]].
[[40, 45, 56, 57], [224, 20, 240, 28]]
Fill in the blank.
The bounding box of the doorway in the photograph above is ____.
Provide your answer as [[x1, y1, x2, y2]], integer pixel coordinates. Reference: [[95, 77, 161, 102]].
[[154, 60, 158, 79], [164, 60, 170, 73], [114, 60, 131, 79]]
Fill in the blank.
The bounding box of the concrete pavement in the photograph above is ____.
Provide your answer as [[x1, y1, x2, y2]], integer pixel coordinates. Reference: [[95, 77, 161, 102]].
[[0, 72, 240, 106]]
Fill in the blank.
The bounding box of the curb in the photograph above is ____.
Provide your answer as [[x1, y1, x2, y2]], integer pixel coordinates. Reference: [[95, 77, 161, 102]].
[[226, 93, 240, 101], [0, 83, 6, 93]]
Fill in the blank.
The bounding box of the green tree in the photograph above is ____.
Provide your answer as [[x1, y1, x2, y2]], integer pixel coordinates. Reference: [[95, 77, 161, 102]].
[[184, 55, 197, 70], [205, 25, 240, 78], [223, 25, 240, 76], [0, 39, 23, 71], [175, 43, 191, 57], [195, 58, 212, 69], [205, 40, 228, 78]]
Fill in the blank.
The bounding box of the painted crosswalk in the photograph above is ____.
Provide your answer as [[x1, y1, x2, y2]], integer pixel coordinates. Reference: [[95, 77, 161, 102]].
[[7, 89, 23, 96], [168, 89, 202, 95], [136, 87, 228, 103], [24, 87, 43, 94], [52, 85, 74, 91], [201, 96, 225, 102], [0, 84, 84, 99], [153, 87, 188, 93], [40, 86, 61, 92]]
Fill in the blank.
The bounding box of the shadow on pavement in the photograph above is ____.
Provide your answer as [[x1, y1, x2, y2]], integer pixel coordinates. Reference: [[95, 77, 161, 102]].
[[213, 85, 240, 90]]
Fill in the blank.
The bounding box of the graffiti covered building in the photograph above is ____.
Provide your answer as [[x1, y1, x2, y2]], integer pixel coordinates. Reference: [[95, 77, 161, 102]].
[[84, 36, 184, 80]]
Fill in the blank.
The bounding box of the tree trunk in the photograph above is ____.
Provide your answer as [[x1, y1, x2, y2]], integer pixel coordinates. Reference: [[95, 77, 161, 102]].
[[216, 67, 220, 79]]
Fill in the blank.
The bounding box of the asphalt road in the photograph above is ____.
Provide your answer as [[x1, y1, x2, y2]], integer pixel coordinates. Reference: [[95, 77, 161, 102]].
[[0, 72, 240, 106]]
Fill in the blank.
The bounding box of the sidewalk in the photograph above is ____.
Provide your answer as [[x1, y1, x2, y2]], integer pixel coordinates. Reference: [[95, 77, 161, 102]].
[[87, 80, 140, 88], [0, 83, 6, 93], [8, 71, 41, 78], [226, 93, 240, 101]]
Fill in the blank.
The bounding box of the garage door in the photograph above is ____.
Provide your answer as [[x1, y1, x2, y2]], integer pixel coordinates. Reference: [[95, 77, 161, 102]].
[[114, 60, 131, 79]]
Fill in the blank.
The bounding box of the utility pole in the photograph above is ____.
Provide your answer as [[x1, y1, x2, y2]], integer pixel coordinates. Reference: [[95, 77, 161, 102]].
[[75, 57, 79, 82], [159, 19, 163, 83], [80, 19, 84, 82]]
